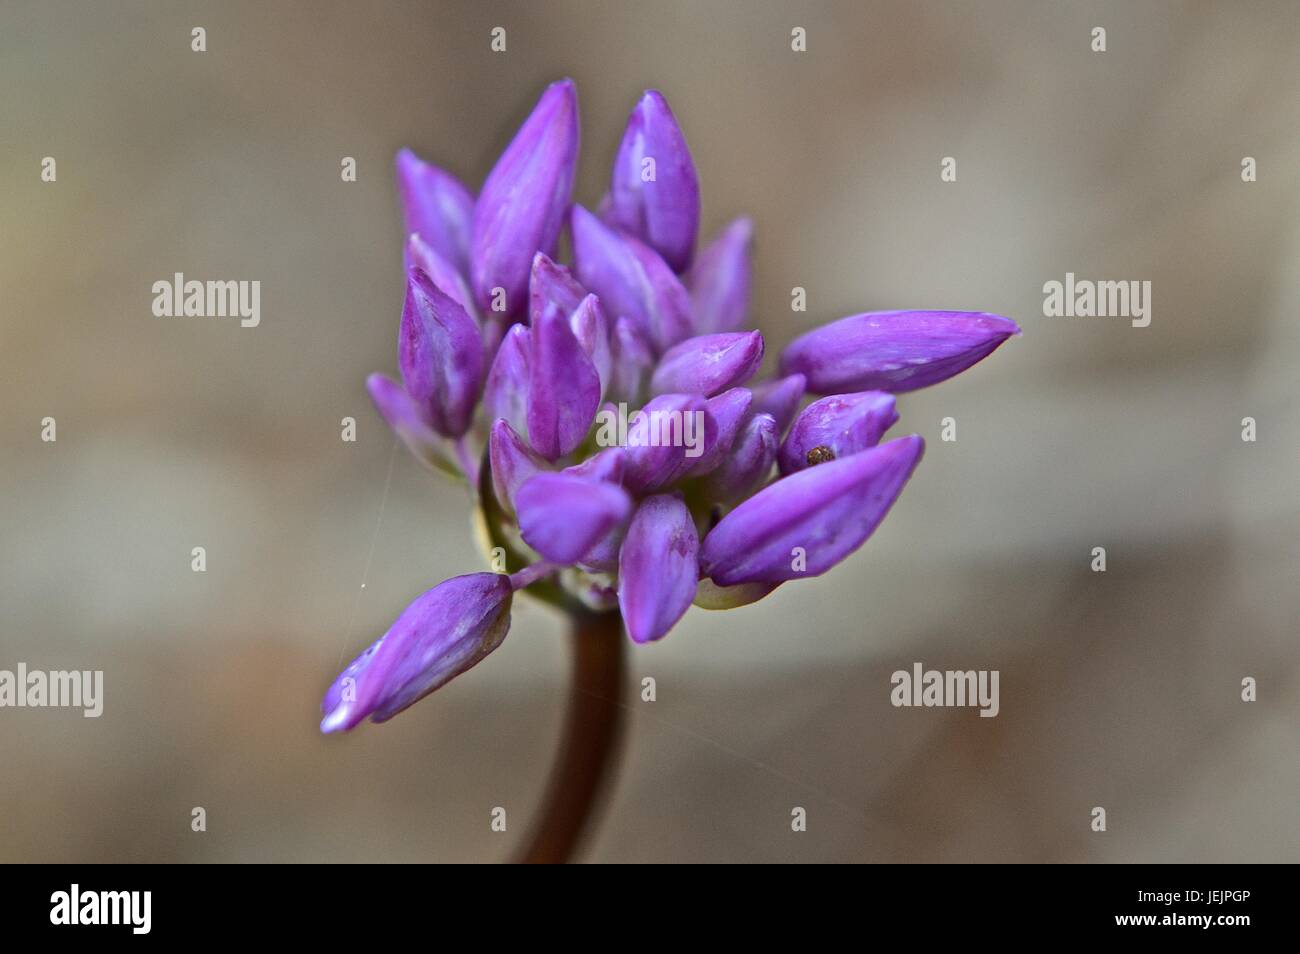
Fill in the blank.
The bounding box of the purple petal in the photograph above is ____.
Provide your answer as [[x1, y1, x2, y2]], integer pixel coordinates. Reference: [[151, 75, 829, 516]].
[[561, 448, 629, 571], [527, 303, 601, 459], [564, 445, 625, 484], [701, 411, 778, 502], [700, 434, 924, 584], [749, 373, 805, 436], [570, 204, 693, 354], [366, 373, 459, 476], [399, 267, 484, 438], [606, 90, 700, 273], [395, 148, 474, 277], [482, 323, 531, 439], [687, 217, 752, 334], [407, 233, 477, 320], [489, 418, 548, 515], [688, 387, 753, 476], [569, 294, 612, 398], [650, 330, 764, 397], [608, 316, 654, 405], [617, 494, 699, 643], [321, 573, 513, 732], [779, 311, 1021, 394], [777, 391, 898, 475], [528, 252, 588, 325], [620, 393, 713, 494], [470, 80, 579, 320], [516, 472, 633, 564]]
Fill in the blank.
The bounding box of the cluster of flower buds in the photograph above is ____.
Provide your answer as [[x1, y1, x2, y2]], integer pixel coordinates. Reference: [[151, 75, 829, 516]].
[[322, 79, 1019, 733]]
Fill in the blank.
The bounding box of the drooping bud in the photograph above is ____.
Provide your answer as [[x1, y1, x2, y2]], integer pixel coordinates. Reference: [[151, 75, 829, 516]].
[[321, 573, 513, 733]]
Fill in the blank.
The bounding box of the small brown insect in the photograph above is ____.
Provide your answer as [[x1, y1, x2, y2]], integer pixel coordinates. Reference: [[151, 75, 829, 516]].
[[805, 445, 836, 466]]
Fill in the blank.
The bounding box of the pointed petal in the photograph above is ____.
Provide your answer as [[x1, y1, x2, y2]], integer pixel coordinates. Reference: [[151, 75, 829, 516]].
[[527, 303, 601, 459], [608, 315, 654, 405], [399, 267, 484, 437], [471, 80, 579, 320], [569, 293, 612, 399], [621, 393, 713, 494], [650, 330, 764, 397], [687, 387, 752, 476], [607, 90, 700, 272], [750, 373, 805, 436], [561, 448, 628, 571], [777, 391, 898, 475], [395, 148, 474, 277], [516, 472, 633, 563], [489, 418, 548, 516], [618, 494, 699, 643], [482, 323, 531, 439], [407, 232, 477, 320], [528, 251, 588, 325], [570, 204, 693, 354], [700, 434, 924, 584], [779, 311, 1021, 394], [564, 445, 625, 484], [366, 373, 460, 477], [701, 411, 778, 502], [321, 573, 512, 732], [687, 217, 752, 334]]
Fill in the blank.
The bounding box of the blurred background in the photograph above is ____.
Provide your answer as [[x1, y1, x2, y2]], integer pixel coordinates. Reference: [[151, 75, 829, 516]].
[[2, 0, 1298, 862]]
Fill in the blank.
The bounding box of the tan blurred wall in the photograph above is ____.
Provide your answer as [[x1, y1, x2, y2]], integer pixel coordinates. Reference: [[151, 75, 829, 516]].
[[1, 1, 1298, 861]]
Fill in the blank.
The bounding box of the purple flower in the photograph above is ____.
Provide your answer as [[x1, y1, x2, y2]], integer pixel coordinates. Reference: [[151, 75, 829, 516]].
[[528, 303, 601, 459], [701, 411, 778, 502], [328, 81, 1019, 731], [606, 90, 700, 273], [700, 435, 925, 585], [570, 203, 693, 354], [406, 232, 477, 321], [529, 251, 587, 324], [688, 217, 752, 334], [620, 393, 712, 494], [618, 494, 699, 643], [777, 391, 898, 475], [471, 80, 579, 320], [488, 419, 547, 516], [650, 330, 764, 397], [366, 373, 458, 477], [321, 573, 513, 733], [482, 323, 531, 440], [688, 387, 753, 476], [517, 472, 633, 564], [395, 148, 474, 278], [398, 267, 483, 438], [608, 316, 654, 405], [780, 310, 1021, 394], [748, 373, 805, 436]]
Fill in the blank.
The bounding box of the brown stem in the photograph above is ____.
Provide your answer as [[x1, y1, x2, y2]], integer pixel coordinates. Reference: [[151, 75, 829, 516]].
[[516, 609, 626, 864]]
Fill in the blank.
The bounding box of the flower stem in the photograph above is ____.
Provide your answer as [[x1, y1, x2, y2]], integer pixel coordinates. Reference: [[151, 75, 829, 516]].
[[516, 609, 626, 863]]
